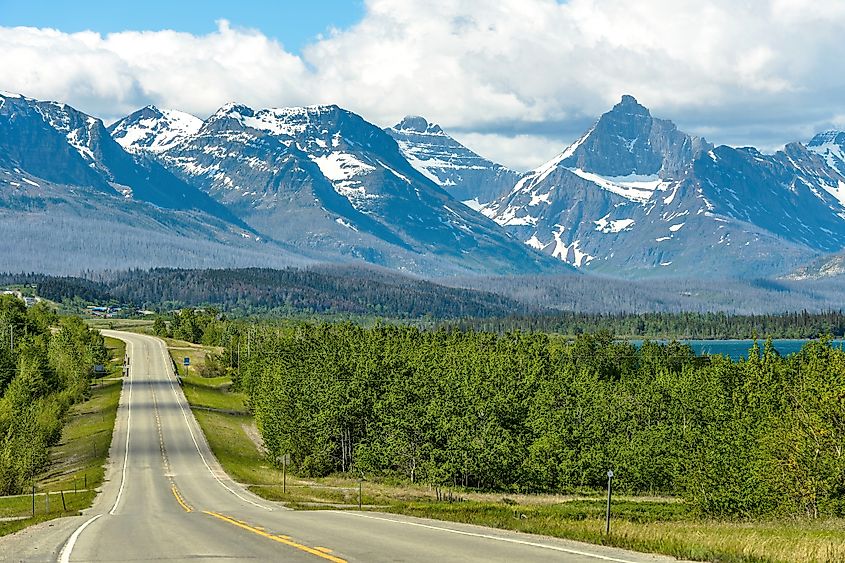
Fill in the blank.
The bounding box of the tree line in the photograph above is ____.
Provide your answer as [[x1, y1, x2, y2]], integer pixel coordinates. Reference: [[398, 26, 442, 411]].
[[0, 267, 530, 319], [0, 296, 108, 494], [225, 323, 845, 518], [447, 310, 845, 339]]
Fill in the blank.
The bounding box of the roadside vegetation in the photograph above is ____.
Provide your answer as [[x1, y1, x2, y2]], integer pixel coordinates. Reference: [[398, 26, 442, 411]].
[[163, 323, 845, 563], [0, 298, 123, 536]]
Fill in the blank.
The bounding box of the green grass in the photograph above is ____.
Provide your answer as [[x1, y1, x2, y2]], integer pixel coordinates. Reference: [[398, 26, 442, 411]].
[[85, 319, 155, 333], [182, 375, 247, 413], [162, 338, 246, 412], [0, 338, 124, 536]]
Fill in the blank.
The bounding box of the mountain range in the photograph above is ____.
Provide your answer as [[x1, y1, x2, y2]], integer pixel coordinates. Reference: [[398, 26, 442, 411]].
[[3, 89, 845, 281], [482, 95, 845, 277]]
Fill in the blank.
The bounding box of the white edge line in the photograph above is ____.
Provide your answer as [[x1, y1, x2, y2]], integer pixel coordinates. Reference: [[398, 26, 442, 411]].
[[332, 512, 641, 563], [109, 339, 133, 515], [58, 514, 101, 563], [158, 340, 272, 511]]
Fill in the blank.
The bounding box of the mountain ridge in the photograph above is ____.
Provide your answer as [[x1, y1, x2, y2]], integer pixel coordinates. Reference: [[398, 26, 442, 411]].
[[483, 95, 845, 278], [111, 100, 563, 276]]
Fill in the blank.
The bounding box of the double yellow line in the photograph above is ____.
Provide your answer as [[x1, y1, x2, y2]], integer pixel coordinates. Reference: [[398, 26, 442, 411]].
[[204, 511, 346, 563], [171, 485, 193, 513]]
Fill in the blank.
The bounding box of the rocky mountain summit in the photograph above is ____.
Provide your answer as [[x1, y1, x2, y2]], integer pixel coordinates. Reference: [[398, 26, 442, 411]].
[[386, 115, 521, 207], [483, 96, 845, 277]]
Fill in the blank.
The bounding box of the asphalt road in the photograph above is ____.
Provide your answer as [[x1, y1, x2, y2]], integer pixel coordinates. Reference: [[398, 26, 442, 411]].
[[1, 330, 690, 562]]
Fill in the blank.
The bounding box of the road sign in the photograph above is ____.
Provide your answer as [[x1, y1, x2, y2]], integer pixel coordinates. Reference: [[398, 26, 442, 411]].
[[280, 453, 291, 465], [183, 357, 190, 366], [93, 364, 106, 375]]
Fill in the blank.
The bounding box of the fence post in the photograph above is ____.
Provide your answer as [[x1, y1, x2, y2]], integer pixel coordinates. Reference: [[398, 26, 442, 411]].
[[605, 470, 614, 535]]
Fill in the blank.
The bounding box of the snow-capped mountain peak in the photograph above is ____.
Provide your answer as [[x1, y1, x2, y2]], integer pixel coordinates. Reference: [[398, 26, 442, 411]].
[[558, 94, 711, 179], [386, 115, 520, 205], [807, 130, 845, 177], [109, 105, 202, 153], [483, 96, 845, 277], [393, 115, 444, 135]]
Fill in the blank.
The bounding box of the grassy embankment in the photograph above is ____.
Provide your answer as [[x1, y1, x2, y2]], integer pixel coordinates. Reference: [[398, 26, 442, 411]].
[[165, 337, 845, 563], [0, 337, 125, 537], [84, 318, 155, 333]]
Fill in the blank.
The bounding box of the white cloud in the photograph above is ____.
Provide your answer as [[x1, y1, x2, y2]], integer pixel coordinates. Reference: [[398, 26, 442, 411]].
[[1, 1, 844, 169], [450, 132, 567, 172]]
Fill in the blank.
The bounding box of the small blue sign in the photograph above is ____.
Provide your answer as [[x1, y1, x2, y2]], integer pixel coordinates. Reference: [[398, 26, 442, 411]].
[[183, 357, 190, 366]]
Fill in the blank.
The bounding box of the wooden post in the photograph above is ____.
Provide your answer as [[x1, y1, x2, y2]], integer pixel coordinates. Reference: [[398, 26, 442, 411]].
[[31, 485, 35, 517], [61, 490, 67, 512], [605, 470, 614, 535]]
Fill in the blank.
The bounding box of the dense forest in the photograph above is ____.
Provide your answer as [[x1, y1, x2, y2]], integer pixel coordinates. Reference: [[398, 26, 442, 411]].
[[0, 296, 108, 494], [449, 273, 845, 314], [449, 310, 845, 339], [0, 268, 531, 319], [225, 323, 845, 519]]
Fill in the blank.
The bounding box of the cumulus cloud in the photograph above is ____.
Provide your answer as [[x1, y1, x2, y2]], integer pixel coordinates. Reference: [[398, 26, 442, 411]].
[[1, 0, 844, 169]]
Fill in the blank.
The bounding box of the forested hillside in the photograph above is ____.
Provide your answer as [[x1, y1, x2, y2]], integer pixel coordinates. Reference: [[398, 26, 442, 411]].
[[449, 310, 845, 339], [0, 296, 108, 494], [0, 268, 533, 319], [227, 323, 845, 518]]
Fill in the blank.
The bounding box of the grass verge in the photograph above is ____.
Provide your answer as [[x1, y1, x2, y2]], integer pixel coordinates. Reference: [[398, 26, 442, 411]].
[[0, 337, 124, 536], [165, 336, 845, 563]]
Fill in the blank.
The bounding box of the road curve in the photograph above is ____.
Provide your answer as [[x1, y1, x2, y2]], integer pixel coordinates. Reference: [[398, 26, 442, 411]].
[[1, 330, 690, 562]]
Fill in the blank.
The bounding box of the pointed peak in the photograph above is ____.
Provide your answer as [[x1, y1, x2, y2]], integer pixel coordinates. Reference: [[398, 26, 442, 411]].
[[394, 115, 443, 134], [610, 94, 650, 116], [131, 105, 164, 119], [212, 102, 254, 119]]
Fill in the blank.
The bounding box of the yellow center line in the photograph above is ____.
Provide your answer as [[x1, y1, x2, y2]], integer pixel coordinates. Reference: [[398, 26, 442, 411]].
[[171, 485, 193, 513], [204, 511, 346, 563]]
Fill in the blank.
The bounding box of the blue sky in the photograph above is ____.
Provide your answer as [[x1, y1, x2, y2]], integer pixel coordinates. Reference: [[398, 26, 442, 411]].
[[0, 0, 364, 53]]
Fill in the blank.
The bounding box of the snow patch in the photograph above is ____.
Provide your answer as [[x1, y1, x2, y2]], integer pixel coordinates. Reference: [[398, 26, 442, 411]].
[[567, 169, 668, 203], [551, 228, 593, 267], [525, 234, 548, 250], [594, 215, 635, 234], [529, 191, 552, 206], [335, 217, 358, 231], [310, 152, 378, 208], [462, 198, 486, 211]]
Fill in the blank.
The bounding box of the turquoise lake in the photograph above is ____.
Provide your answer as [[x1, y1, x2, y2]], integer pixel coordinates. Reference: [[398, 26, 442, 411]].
[[630, 339, 845, 360]]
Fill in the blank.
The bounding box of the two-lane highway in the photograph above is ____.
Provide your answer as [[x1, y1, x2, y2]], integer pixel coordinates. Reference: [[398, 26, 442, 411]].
[[1, 331, 688, 562]]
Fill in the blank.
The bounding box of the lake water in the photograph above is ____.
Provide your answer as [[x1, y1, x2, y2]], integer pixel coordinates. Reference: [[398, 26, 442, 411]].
[[630, 339, 845, 361]]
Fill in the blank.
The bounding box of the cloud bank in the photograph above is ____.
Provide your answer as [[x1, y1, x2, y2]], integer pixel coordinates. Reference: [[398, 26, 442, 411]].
[[2, 0, 844, 170]]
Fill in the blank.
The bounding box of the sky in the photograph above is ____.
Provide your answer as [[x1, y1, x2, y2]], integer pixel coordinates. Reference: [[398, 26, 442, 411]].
[[1, 0, 844, 171]]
